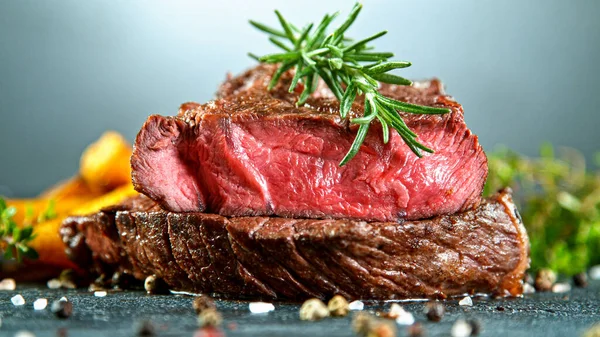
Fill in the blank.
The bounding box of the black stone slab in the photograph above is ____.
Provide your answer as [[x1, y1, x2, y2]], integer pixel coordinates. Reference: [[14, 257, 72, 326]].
[[0, 281, 598, 336]]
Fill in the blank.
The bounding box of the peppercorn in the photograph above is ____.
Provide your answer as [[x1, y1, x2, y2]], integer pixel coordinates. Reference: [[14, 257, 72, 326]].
[[424, 302, 444, 322], [468, 319, 482, 335], [352, 312, 396, 337], [353, 312, 372, 336], [144, 275, 169, 294], [112, 272, 139, 290], [51, 299, 73, 319], [135, 320, 155, 336], [198, 308, 222, 327], [573, 272, 588, 288], [59, 269, 77, 289], [407, 322, 425, 337], [327, 295, 349, 317], [534, 269, 556, 292], [193, 296, 216, 315], [299, 298, 330, 321]]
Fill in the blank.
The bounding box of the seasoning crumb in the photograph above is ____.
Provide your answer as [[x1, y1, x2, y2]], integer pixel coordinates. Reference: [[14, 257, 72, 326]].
[[11, 294, 25, 306], [552, 283, 571, 293], [407, 322, 425, 337], [451, 319, 472, 337], [193, 296, 216, 315], [348, 300, 365, 311], [249, 302, 275, 314], [299, 298, 329, 321], [424, 302, 445, 322], [51, 299, 73, 319], [534, 269, 557, 292], [33, 298, 48, 310], [573, 272, 589, 288], [327, 295, 349, 317], [523, 283, 536, 294], [94, 291, 108, 297], [0, 278, 16, 290], [459, 296, 473, 307], [14, 331, 36, 337], [496, 306, 505, 312], [135, 320, 155, 336], [198, 308, 223, 327], [56, 327, 68, 337], [144, 275, 169, 294], [47, 279, 62, 289]]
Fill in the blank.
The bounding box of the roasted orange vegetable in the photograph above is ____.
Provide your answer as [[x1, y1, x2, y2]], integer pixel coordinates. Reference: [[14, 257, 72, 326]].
[[29, 184, 138, 269], [79, 131, 132, 192]]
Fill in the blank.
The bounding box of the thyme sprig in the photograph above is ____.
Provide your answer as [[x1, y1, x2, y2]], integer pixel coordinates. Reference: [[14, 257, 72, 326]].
[[249, 3, 450, 165], [0, 197, 38, 262]]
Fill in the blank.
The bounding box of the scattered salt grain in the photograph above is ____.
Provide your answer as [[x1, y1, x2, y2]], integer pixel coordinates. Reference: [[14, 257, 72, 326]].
[[33, 298, 48, 310], [94, 291, 107, 297], [451, 319, 472, 337], [523, 283, 536, 294], [589, 265, 600, 280], [458, 296, 473, 307], [348, 300, 365, 311], [552, 283, 572, 293], [393, 305, 415, 326], [47, 278, 62, 289], [11, 294, 25, 306], [0, 278, 16, 290], [14, 331, 36, 337], [249, 302, 275, 314]]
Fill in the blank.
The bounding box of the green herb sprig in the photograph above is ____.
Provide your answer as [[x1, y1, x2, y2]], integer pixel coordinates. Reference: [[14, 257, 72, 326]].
[[249, 3, 450, 165], [485, 144, 600, 275], [0, 197, 38, 262]]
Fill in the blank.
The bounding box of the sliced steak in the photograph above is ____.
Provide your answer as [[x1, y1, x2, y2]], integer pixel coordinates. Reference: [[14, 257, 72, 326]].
[[131, 64, 488, 222], [61, 189, 529, 300]]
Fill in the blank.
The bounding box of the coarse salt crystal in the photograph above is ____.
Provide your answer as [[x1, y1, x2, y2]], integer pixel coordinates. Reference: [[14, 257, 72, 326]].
[[394, 306, 415, 326], [348, 300, 364, 311], [249, 302, 275, 314], [47, 278, 62, 289], [451, 319, 472, 337], [0, 278, 16, 290], [458, 296, 473, 306], [33, 298, 48, 310], [59, 296, 68, 302], [11, 294, 25, 306], [94, 291, 107, 297], [14, 331, 36, 337], [523, 283, 535, 294], [589, 265, 600, 280], [552, 283, 571, 293]]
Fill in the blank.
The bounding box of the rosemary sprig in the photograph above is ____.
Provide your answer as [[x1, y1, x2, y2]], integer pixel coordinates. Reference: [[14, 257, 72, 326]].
[[249, 3, 450, 165], [0, 197, 38, 262]]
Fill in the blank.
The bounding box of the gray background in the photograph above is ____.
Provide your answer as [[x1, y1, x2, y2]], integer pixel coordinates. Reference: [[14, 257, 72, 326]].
[[1, 0, 599, 197]]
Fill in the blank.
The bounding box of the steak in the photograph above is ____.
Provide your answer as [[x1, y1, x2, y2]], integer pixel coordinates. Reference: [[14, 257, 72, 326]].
[[60, 189, 529, 300], [131, 64, 488, 222]]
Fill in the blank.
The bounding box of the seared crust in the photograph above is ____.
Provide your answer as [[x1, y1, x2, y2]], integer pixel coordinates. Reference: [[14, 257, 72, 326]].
[[61, 189, 529, 300]]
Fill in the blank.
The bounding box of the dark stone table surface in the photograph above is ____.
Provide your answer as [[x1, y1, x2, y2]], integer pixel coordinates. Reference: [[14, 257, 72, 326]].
[[0, 281, 599, 337]]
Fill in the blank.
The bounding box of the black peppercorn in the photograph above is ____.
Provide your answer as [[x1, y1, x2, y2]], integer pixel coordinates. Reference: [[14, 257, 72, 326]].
[[573, 272, 588, 288], [135, 320, 155, 336], [407, 322, 425, 337], [424, 302, 444, 322], [51, 299, 73, 319]]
